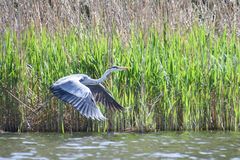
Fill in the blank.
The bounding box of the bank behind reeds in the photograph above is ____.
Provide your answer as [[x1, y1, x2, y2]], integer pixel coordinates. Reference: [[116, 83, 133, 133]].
[[0, 26, 240, 132]]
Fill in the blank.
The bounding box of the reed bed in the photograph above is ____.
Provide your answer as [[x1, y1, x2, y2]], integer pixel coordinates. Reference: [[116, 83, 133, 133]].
[[0, 25, 239, 132]]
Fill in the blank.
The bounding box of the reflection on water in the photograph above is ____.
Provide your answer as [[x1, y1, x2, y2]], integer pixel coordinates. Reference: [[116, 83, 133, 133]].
[[0, 132, 240, 159]]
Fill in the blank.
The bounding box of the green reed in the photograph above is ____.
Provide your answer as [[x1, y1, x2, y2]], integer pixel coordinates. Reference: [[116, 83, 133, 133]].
[[0, 26, 239, 132]]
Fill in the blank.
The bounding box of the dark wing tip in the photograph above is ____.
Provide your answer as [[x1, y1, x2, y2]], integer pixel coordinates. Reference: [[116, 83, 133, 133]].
[[109, 102, 124, 112], [117, 105, 125, 111], [49, 85, 56, 92], [87, 84, 125, 112]]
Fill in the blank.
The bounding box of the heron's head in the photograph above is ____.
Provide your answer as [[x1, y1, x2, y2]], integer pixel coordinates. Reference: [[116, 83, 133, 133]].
[[108, 66, 129, 72]]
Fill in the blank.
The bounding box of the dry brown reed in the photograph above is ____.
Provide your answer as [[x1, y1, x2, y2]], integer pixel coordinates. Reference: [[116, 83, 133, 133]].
[[1, 0, 240, 37]]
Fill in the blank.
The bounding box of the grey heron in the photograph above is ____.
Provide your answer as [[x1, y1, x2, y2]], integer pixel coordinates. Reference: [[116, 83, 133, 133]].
[[50, 66, 128, 121]]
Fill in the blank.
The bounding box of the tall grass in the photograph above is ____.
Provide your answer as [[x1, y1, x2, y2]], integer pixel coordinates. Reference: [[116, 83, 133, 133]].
[[0, 26, 239, 132]]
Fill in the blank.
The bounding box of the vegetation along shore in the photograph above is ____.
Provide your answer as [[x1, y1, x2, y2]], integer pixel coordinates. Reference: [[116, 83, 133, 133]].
[[0, 0, 240, 132]]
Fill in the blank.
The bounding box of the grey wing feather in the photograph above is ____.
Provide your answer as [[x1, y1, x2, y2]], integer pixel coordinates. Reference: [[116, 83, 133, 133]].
[[50, 79, 106, 121], [86, 84, 124, 112]]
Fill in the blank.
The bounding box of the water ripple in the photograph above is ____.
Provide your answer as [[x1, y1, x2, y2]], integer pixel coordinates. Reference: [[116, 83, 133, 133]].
[[0, 132, 240, 159], [149, 152, 189, 158], [22, 141, 38, 145], [57, 145, 106, 150]]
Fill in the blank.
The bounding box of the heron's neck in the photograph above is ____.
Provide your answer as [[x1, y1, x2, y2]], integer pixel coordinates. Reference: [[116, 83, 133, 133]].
[[96, 69, 113, 83]]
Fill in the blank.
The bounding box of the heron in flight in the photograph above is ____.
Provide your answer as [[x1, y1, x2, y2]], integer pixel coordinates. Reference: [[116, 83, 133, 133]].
[[50, 66, 128, 121]]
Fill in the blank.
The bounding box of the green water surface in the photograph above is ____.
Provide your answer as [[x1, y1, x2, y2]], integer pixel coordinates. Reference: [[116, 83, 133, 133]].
[[0, 132, 239, 159]]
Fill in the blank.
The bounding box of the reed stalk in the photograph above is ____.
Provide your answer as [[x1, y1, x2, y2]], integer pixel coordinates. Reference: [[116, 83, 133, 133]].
[[0, 25, 239, 132]]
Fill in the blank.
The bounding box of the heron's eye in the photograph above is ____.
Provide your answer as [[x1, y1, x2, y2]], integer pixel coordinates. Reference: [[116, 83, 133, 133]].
[[111, 66, 118, 69], [80, 77, 85, 82]]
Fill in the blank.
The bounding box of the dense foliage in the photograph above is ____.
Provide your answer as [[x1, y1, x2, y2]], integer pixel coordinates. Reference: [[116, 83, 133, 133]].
[[0, 26, 239, 132]]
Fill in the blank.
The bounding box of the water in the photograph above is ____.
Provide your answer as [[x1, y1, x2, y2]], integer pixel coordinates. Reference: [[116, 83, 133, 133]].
[[0, 132, 240, 160]]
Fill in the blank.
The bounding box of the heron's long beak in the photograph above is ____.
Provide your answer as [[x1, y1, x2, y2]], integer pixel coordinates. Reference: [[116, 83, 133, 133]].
[[118, 66, 129, 70]]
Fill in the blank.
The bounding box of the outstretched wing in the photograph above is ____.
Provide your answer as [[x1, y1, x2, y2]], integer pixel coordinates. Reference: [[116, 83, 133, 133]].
[[86, 84, 124, 112], [50, 78, 106, 120]]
